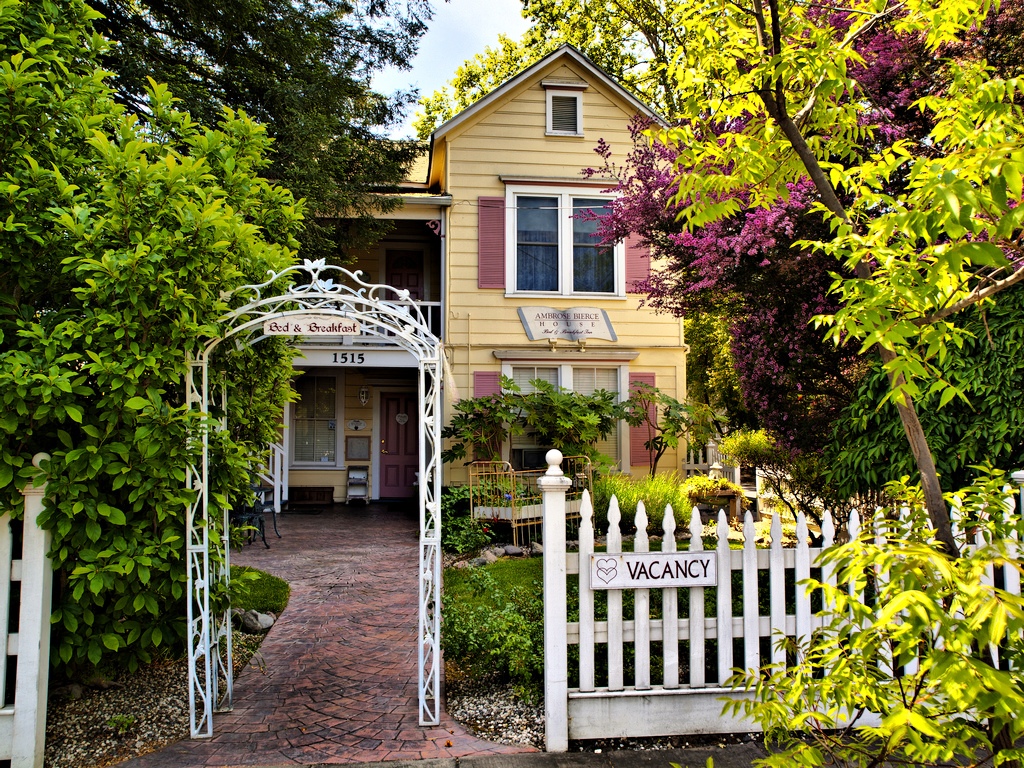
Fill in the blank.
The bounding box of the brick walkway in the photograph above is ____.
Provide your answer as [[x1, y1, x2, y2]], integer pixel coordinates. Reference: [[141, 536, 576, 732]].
[[122, 503, 535, 767]]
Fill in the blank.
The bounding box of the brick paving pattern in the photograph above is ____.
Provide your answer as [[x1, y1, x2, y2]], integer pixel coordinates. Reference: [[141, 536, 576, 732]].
[[123, 503, 534, 767]]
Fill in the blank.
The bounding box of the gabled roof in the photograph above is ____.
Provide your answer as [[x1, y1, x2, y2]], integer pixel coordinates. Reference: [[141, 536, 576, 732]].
[[429, 44, 666, 143]]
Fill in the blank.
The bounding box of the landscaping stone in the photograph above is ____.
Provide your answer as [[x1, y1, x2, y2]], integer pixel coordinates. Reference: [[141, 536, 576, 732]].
[[482, 550, 499, 564], [239, 609, 275, 633], [503, 545, 524, 556], [469, 557, 488, 567], [532, 542, 543, 555]]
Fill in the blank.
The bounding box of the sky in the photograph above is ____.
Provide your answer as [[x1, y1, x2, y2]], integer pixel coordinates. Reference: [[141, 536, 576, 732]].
[[373, 0, 532, 138]]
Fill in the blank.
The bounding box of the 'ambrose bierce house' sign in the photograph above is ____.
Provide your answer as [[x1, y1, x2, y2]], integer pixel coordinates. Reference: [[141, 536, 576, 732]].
[[518, 306, 617, 342]]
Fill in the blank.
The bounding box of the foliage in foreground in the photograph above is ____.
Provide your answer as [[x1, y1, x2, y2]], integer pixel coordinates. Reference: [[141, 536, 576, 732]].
[[2, 0, 300, 676], [442, 561, 544, 698], [727, 474, 1024, 767]]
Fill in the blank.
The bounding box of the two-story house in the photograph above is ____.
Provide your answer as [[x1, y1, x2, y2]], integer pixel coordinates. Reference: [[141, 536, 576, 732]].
[[282, 45, 688, 503]]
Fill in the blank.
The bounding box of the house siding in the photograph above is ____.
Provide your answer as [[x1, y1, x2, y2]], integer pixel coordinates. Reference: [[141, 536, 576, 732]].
[[438, 56, 687, 484]]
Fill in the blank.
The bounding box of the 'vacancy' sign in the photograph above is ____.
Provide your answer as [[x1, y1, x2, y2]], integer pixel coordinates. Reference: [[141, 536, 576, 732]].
[[590, 552, 717, 589]]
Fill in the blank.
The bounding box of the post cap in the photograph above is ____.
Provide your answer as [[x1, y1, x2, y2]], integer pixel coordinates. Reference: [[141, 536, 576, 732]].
[[1011, 470, 1024, 485], [545, 449, 564, 476], [32, 452, 50, 469]]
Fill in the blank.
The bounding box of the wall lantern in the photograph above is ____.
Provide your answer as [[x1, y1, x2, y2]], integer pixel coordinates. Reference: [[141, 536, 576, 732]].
[[358, 385, 370, 406]]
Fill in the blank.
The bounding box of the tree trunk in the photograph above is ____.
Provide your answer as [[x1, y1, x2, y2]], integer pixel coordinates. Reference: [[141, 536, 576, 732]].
[[877, 349, 959, 555]]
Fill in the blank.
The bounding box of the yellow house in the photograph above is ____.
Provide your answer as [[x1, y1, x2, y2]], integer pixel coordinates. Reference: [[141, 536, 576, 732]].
[[284, 45, 687, 503]]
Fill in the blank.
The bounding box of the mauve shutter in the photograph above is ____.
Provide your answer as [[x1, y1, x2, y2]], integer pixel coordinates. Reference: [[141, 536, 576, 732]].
[[478, 196, 505, 289], [474, 371, 501, 398], [626, 234, 650, 294], [629, 372, 657, 466]]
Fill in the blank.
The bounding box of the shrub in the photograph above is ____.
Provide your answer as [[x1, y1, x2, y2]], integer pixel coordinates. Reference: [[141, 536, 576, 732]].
[[440, 485, 494, 554], [441, 565, 544, 699], [594, 472, 685, 533], [2, 0, 300, 676]]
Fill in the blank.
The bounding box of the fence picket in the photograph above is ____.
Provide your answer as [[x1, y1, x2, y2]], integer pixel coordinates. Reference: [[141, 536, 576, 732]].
[[896, 505, 919, 676], [716, 508, 733, 684], [578, 489, 595, 692], [742, 510, 759, 672], [817, 510, 836, 630], [606, 496, 624, 691], [794, 512, 811, 663], [0, 512, 10, 708], [769, 513, 785, 665], [634, 501, 651, 690], [875, 508, 893, 677], [848, 509, 862, 610], [662, 505, 679, 688], [689, 509, 706, 688]]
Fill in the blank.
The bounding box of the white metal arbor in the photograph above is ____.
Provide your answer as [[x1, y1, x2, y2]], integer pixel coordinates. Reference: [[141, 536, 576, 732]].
[[184, 259, 444, 738]]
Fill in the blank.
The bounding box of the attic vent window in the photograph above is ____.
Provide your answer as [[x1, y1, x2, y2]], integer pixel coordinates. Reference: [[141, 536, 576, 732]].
[[546, 89, 583, 136]]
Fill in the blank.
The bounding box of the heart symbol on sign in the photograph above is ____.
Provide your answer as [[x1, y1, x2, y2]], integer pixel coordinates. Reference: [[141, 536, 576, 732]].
[[595, 558, 618, 584]]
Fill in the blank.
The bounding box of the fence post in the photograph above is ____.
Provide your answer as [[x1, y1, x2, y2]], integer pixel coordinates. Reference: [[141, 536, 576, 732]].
[[540, 449, 571, 753], [12, 453, 53, 768]]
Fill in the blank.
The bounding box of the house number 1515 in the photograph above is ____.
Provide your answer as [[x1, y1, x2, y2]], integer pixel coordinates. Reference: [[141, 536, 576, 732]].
[[332, 352, 366, 364]]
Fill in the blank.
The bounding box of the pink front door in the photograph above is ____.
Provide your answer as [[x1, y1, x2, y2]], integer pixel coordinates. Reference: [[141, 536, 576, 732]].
[[380, 392, 418, 499]]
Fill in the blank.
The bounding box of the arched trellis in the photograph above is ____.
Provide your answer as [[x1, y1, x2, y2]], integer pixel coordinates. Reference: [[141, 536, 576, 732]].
[[184, 259, 443, 738]]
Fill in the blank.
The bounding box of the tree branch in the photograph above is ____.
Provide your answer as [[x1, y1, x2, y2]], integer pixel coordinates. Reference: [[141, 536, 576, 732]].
[[915, 265, 1024, 325]]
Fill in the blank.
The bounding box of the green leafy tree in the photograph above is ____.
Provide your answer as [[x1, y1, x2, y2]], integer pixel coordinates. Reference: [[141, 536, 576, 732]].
[[95, 0, 433, 258], [654, 0, 1024, 553], [441, 391, 523, 463], [413, 0, 686, 138], [0, 0, 301, 675], [684, 314, 752, 433], [621, 382, 713, 476], [826, 284, 1024, 498]]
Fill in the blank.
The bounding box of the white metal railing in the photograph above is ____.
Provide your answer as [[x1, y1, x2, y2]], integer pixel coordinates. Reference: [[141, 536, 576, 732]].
[[684, 439, 740, 484], [256, 442, 287, 512], [1, 453, 53, 768], [344, 300, 442, 344], [540, 451, 1024, 751]]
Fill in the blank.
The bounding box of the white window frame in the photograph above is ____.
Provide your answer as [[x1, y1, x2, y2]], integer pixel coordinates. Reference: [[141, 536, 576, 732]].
[[501, 362, 629, 470], [504, 185, 625, 298], [289, 370, 345, 469], [546, 89, 583, 136]]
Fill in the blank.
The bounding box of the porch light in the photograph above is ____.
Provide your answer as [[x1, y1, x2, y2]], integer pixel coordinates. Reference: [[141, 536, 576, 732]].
[[358, 385, 370, 406]]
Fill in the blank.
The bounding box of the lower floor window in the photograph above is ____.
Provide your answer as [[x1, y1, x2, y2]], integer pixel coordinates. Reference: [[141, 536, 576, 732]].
[[509, 364, 621, 468], [293, 375, 339, 464]]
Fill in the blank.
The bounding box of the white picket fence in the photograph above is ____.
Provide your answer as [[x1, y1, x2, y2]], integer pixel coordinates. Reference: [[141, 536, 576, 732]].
[[539, 451, 1024, 751], [1, 454, 53, 768]]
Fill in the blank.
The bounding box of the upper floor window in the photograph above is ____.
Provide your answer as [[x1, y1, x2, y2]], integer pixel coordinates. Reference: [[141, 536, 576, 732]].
[[546, 90, 582, 136], [509, 189, 620, 296]]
